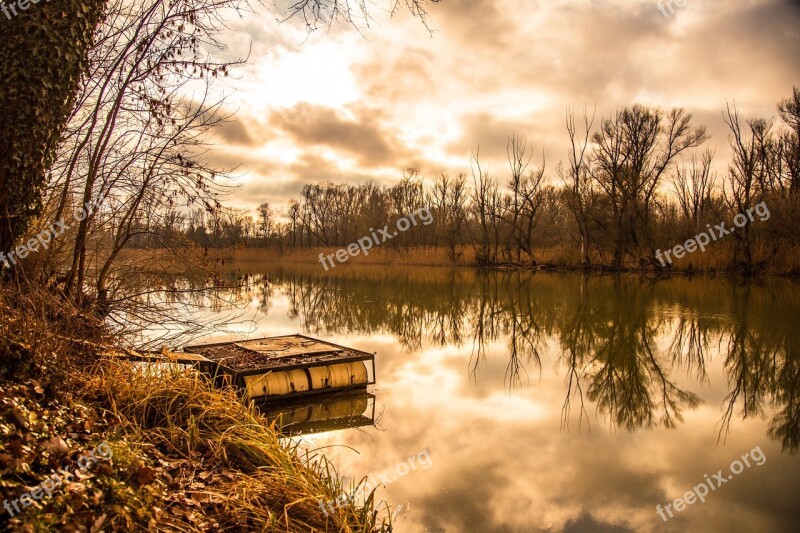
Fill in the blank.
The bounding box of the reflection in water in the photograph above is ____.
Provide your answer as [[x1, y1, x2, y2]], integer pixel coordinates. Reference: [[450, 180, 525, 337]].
[[721, 284, 800, 452], [163, 265, 800, 531], [256, 391, 376, 436], [203, 266, 800, 454]]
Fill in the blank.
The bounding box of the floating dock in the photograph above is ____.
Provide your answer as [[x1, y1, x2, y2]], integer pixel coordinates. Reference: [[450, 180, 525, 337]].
[[181, 334, 376, 402]]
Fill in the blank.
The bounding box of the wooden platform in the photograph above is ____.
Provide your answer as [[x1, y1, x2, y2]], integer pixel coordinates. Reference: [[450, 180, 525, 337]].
[[109, 335, 376, 403], [182, 334, 376, 401], [184, 334, 373, 374]]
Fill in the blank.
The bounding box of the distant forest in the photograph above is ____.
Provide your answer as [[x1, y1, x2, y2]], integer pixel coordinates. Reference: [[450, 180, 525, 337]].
[[159, 89, 799, 273]]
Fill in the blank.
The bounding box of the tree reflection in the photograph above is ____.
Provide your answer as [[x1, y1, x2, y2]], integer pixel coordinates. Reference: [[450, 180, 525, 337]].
[[719, 283, 800, 452], [556, 276, 700, 431], [769, 344, 800, 452], [467, 272, 544, 390], [200, 264, 800, 448], [557, 275, 593, 431], [667, 313, 712, 384]]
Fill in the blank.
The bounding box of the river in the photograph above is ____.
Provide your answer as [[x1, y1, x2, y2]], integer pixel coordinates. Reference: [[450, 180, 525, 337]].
[[179, 264, 800, 532]]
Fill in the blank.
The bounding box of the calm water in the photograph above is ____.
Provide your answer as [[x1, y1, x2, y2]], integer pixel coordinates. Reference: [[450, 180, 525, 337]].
[[186, 264, 800, 532]]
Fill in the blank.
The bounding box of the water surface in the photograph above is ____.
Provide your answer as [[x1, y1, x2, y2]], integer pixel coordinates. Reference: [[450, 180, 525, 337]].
[[191, 265, 800, 532]]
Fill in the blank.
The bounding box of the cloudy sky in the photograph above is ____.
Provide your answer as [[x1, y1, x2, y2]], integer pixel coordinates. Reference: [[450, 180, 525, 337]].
[[207, 0, 800, 215]]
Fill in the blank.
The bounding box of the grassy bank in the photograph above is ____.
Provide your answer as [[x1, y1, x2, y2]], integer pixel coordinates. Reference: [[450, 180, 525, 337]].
[[0, 288, 389, 532], [207, 243, 800, 276], [221, 246, 470, 268]]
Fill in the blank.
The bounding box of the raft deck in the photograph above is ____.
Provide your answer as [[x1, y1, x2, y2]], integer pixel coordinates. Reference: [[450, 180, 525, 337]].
[[182, 334, 376, 401]]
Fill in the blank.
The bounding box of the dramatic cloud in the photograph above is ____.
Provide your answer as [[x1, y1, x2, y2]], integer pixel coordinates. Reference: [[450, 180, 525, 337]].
[[214, 118, 258, 146], [209, 0, 800, 214], [270, 102, 407, 167]]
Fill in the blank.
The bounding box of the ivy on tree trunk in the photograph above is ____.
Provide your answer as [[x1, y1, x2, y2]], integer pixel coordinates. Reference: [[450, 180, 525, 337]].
[[0, 0, 107, 254]]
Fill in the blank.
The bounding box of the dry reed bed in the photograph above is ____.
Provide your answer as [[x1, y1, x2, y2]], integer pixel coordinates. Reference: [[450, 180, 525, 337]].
[[90, 360, 390, 532]]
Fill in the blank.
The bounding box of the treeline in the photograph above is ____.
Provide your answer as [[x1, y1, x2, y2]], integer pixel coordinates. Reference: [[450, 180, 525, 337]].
[[170, 88, 800, 273]]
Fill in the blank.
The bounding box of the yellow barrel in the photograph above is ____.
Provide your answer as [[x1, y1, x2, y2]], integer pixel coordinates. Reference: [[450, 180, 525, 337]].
[[308, 362, 368, 390], [243, 370, 310, 399]]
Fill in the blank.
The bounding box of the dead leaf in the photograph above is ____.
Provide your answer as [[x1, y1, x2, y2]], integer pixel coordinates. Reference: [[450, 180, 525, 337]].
[[7, 408, 28, 430], [0, 452, 14, 468], [43, 436, 69, 457], [90, 513, 107, 533], [136, 465, 157, 486]]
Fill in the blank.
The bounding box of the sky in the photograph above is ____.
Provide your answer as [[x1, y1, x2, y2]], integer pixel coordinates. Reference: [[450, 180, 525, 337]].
[[204, 0, 800, 216]]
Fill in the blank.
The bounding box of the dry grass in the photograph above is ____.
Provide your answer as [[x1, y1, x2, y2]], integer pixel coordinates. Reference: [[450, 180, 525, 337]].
[[0, 284, 390, 532], [0, 282, 106, 379], [219, 246, 473, 268], [125, 242, 800, 275], [646, 241, 800, 275], [90, 360, 390, 532]]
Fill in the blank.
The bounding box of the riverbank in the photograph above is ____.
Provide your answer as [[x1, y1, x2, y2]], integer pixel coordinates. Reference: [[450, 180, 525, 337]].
[[0, 287, 390, 532], [206, 243, 800, 277]]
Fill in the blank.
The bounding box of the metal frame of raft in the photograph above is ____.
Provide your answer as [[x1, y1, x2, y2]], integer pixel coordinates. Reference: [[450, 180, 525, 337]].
[[181, 334, 376, 402]]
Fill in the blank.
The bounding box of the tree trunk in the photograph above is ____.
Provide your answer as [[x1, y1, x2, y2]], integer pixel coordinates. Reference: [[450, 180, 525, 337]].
[[0, 1, 107, 254], [580, 223, 591, 268]]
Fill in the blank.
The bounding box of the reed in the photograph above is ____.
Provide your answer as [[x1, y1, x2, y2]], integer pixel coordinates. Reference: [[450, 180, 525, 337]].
[[90, 359, 390, 532]]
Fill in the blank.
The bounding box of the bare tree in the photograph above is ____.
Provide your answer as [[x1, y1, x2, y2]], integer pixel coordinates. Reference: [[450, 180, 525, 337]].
[[468, 150, 503, 266], [503, 134, 546, 263], [672, 149, 718, 226], [287, 200, 301, 248], [723, 104, 771, 270], [43, 0, 244, 312], [560, 107, 597, 267], [257, 202, 275, 241], [429, 173, 468, 262], [590, 105, 706, 269], [776, 87, 800, 195]]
